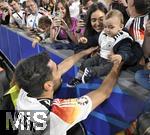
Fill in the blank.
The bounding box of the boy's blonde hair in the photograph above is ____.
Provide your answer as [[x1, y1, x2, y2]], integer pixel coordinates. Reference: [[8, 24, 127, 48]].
[[105, 9, 124, 25]]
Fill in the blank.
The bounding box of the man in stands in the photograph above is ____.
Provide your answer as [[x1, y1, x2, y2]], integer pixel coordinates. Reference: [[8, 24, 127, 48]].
[[125, 0, 149, 46], [9, 0, 26, 28]]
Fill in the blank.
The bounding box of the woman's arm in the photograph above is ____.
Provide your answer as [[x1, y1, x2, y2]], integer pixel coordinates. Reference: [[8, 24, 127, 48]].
[[61, 19, 78, 44], [50, 17, 61, 41]]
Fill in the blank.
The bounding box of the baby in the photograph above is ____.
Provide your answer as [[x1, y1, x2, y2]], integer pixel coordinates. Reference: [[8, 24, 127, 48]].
[[67, 9, 136, 87]]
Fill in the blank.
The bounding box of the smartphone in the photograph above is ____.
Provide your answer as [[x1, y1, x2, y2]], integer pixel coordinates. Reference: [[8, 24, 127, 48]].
[[55, 11, 62, 19], [80, 13, 86, 21]]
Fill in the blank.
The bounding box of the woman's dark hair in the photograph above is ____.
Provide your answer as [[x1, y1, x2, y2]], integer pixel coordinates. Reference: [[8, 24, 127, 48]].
[[15, 52, 52, 97], [84, 2, 107, 37]]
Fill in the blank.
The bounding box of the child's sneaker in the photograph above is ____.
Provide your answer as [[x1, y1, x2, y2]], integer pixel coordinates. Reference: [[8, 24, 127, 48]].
[[82, 68, 93, 83], [67, 78, 82, 88]]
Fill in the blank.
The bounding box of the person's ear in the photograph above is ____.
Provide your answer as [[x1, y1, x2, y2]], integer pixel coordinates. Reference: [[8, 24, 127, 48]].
[[44, 81, 54, 91]]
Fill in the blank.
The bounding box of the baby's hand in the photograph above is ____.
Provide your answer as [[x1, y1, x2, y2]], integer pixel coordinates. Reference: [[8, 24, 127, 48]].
[[78, 37, 88, 44], [109, 54, 122, 64]]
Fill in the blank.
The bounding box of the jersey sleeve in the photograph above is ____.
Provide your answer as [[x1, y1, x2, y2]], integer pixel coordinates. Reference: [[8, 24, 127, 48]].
[[51, 95, 92, 124]]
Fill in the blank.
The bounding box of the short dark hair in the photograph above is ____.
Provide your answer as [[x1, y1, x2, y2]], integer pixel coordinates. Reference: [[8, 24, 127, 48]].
[[38, 16, 52, 30], [15, 52, 52, 97], [8, 0, 19, 4], [134, 0, 149, 15]]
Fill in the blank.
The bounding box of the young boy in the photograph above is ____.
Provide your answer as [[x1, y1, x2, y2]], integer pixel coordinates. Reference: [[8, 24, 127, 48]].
[[32, 16, 52, 48], [67, 9, 136, 87]]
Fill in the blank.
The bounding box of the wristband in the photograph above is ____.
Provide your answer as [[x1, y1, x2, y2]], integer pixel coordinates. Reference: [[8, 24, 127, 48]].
[[35, 36, 42, 41]]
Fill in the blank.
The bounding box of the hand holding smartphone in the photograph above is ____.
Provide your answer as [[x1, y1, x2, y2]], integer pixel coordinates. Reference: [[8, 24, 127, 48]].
[[77, 18, 85, 29], [53, 11, 62, 27]]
